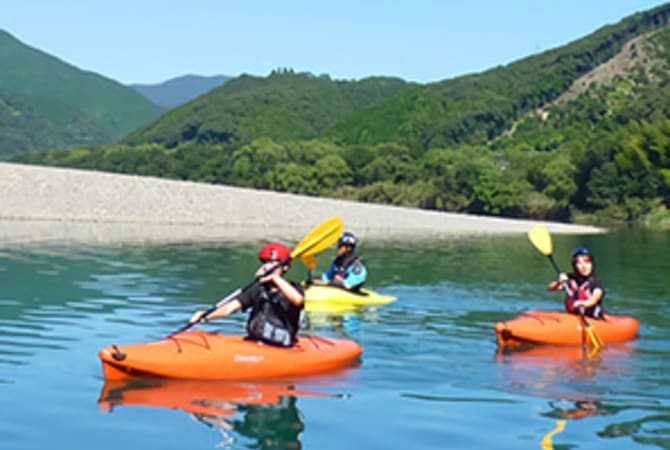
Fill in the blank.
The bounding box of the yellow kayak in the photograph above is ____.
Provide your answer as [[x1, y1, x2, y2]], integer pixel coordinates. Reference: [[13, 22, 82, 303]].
[[303, 283, 397, 313]]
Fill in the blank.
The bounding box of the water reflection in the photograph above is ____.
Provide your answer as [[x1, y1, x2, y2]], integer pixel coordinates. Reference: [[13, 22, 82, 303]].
[[98, 373, 353, 449], [495, 343, 637, 385], [543, 398, 622, 420], [496, 344, 670, 447], [541, 398, 670, 447]]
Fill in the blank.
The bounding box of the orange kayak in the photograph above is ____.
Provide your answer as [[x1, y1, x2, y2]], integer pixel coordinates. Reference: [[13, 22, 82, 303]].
[[99, 330, 363, 380], [494, 311, 640, 347]]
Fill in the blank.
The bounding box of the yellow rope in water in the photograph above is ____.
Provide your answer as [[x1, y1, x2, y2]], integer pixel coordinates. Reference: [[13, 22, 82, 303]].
[[541, 420, 567, 449]]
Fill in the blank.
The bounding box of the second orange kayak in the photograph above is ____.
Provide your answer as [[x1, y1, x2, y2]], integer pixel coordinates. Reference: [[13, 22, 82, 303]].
[[99, 331, 363, 380], [494, 310, 640, 347]]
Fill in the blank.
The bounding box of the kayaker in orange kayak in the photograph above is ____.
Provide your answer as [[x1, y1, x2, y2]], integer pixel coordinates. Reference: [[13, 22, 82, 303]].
[[190, 242, 305, 347], [547, 246, 605, 319]]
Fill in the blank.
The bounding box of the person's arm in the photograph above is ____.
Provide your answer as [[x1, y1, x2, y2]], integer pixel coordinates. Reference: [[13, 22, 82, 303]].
[[342, 261, 367, 289], [321, 262, 337, 282], [270, 274, 304, 306], [548, 273, 569, 291], [190, 298, 242, 324], [258, 263, 304, 307]]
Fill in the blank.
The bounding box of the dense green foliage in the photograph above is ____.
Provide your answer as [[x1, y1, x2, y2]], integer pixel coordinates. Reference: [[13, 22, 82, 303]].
[[328, 4, 670, 149], [12, 4, 670, 227], [125, 70, 415, 148], [0, 29, 163, 157], [124, 5, 670, 153], [0, 91, 69, 151]]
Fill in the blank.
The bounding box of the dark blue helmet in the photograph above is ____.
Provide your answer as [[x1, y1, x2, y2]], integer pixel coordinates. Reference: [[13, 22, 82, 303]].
[[338, 231, 357, 248], [572, 246, 593, 261]]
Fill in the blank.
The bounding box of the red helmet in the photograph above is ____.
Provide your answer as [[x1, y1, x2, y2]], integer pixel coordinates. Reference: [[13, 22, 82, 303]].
[[258, 242, 291, 262]]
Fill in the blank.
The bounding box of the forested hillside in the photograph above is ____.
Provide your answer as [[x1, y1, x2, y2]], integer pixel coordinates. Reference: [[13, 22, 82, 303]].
[[0, 30, 162, 157], [124, 70, 414, 148], [14, 4, 670, 228]]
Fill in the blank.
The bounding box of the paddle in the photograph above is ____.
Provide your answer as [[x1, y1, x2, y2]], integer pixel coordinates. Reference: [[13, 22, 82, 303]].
[[300, 254, 319, 285], [171, 217, 344, 336], [528, 225, 604, 351]]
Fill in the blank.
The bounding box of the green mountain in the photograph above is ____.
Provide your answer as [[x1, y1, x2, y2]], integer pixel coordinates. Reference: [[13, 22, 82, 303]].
[[15, 4, 670, 227], [0, 91, 67, 151], [327, 4, 670, 149], [0, 29, 163, 157], [131, 74, 231, 108], [123, 5, 670, 153], [124, 70, 415, 148]]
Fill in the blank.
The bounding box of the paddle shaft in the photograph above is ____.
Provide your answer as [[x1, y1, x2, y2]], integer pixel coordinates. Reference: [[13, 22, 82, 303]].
[[546, 254, 598, 349], [170, 259, 287, 337], [547, 254, 562, 277]]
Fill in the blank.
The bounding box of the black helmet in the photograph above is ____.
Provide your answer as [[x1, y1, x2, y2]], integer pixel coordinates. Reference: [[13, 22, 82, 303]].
[[572, 246, 593, 260], [338, 231, 357, 248]]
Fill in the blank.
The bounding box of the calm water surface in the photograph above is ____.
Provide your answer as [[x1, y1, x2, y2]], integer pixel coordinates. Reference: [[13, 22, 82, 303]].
[[0, 230, 669, 449]]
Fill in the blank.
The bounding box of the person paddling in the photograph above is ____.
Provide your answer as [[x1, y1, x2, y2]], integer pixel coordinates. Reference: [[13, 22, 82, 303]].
[[190, 242, 304, 348], [319, 231, 368, 290], [547, 247, 605, 319]]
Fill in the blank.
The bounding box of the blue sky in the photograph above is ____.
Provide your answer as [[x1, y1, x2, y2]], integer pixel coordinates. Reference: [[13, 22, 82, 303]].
[[3, 1, 666, 84]]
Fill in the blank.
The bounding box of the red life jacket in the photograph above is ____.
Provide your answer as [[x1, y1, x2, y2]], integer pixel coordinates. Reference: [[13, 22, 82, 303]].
[[563, 275, 604, 319]]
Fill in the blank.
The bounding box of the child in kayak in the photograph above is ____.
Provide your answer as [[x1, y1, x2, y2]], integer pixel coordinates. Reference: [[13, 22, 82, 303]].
[[548, 246, 605, 319], [320, 231, 367, 290], [190, 242, 304, 347]]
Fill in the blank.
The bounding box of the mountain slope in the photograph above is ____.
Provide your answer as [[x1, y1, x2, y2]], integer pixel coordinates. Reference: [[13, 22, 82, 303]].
[[131, 74, 231, 108], [123, 4, 670, 153], [124, 70, 415, 148], [326, 3, 670, 149], [0, 91, 68, 151], [13, 4, 670, 226], [0, 29, 163, 156]]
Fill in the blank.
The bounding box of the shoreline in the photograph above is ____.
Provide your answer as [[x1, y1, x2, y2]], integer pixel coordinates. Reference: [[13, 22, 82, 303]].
[[0, 162, 604, 245]]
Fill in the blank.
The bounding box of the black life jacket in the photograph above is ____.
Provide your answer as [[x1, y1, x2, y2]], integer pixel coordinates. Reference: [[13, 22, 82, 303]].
[[245, 282, 302, 347], [333, 252, 361, 277]]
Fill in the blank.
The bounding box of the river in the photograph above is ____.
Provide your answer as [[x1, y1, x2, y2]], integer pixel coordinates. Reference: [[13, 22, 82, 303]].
[[1, 229, 668, 449]]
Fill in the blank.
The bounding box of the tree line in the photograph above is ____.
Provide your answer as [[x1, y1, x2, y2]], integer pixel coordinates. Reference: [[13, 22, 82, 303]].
[[17, 110, 670, 227]]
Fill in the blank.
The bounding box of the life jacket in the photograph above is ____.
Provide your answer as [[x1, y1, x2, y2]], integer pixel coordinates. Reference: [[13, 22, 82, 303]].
[[332, 252, 359, 277], [245, 282, 302, 347], [331, 252, 367, 289], [564, 274, 604, 319]]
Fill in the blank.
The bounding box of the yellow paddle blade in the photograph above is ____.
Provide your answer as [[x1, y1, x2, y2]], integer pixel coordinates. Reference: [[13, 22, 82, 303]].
[[586, 327, 604, 351], [291, 217, 344, 260], [528, 225, 554, 257], [300, 254, 319, 269]]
